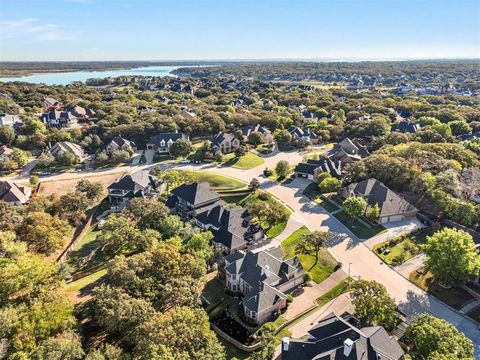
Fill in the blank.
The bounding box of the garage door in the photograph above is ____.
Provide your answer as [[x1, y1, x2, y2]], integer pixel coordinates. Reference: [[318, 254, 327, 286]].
[[388, 215, 404, 223], [307, 174, 314, 180]]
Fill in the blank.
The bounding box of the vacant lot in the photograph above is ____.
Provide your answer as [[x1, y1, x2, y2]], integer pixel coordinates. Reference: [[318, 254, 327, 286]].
[[38, 173, 123, 196]]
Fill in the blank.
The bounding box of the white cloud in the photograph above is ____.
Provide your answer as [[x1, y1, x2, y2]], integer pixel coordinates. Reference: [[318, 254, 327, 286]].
[[0, 18, 82, 41]]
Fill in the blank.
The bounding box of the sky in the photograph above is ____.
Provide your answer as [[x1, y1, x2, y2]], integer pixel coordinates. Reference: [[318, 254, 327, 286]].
[[0, 0, 479, 61]]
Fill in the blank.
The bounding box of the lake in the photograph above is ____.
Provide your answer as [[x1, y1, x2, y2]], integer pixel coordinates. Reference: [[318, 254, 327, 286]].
[[0, 66, 180, 86]]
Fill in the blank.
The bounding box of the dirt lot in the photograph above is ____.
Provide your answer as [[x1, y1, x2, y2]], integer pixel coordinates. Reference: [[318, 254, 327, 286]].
[[38, 173, 124, 196]]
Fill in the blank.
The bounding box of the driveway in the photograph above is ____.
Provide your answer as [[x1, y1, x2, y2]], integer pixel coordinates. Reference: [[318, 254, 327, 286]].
[[364, 218, 425, 249]]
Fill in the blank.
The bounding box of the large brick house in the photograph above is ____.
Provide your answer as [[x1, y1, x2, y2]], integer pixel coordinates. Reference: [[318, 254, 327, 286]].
[[146, 132, 189, 154], [210, 132, 240, 154]]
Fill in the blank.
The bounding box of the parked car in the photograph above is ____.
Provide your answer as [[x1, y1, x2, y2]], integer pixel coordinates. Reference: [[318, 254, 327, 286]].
[[179, 159, 191, 164]]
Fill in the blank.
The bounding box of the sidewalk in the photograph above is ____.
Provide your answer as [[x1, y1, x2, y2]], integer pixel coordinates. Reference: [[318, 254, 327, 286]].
[[283, 269, 347, 320]]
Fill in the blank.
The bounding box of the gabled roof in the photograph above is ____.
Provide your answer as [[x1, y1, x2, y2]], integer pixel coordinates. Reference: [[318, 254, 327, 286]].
[[241, 124, 270, 137], [171, 182, 219, 207], [108, 170, 157, 193], [243, 283, 287, 312], [392, 121, 421, 133], [344, 179, 417, 217], [211, 132, 236, 147], [0, 181, 30, 203], [108, 136, 136, 149], [147, 132, 188, 146], [294, 162, 319, 175], [288, 126, 318, 139], [49, 141, 84, 159], [330, 138, 369, 157], [282, 312, 404, 360]]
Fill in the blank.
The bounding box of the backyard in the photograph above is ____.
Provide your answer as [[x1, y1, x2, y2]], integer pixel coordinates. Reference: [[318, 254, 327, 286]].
[[281, 226, 338, 283], [373, 227, 434, 266], [38, 173, 122, 196]]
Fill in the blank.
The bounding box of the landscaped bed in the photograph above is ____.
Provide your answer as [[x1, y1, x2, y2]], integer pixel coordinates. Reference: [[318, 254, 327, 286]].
[[303, 183, 340, 213], [281, 226, 338, 283], [373, 227, 434, 265], [211, 309, 256, 345], [409, 271, 475, 310], [333, 210, 385, 239]]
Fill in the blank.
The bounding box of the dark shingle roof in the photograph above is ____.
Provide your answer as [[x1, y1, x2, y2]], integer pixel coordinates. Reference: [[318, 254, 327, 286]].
[[108, 170, 156, 193], [344, 179, 417, 217], [147, 132, 188, 146], [171, 182, 219, 207], [211, 132, 236, 146], [295, 163, 319, 175], [392, 121, 421, 133]]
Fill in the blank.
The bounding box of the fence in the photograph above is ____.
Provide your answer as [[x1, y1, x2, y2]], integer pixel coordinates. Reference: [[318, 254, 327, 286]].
[[56, 210, 95, 262]]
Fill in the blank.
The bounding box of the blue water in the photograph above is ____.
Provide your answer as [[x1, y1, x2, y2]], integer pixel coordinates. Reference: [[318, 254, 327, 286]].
[[0, 65, 180, 86]]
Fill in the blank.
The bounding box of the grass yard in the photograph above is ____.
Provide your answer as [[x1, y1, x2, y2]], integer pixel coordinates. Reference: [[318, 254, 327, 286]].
[[303, 183, 340, 212], [281, 226, 337, 283], [409, 271, 474, 310], [189, 171, 246, 190], [373, 227, 434, 266], [223, 152, 265, 169], [38, 173, 122, 196], [63, 268, 107, 303], [333, 210, 386, 239], [316, 278, 352, 307], [266, 222, 287, 238], [201, 272, 226, 310]]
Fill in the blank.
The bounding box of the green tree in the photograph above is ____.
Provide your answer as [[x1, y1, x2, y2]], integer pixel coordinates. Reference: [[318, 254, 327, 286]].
[[274, 129, 292, 146], [133, 306, 225, 360], [85, 344, 128, 360], [58, 152, 79, 167], [250, 322, 276, 360], [406, 314, 474, 359], [170, 139, 193, 158], [365, 204, 380, 222], [343, 195, 368, 221], [184, 231, 214, 263], [248, 178, 261, 191], [248, 131, 264, 146], [96, 213, 144, 253], [351, 279, 398, 329], [0, 125, 15, 145], [295, 231, 329, 271], [318, 175, 341, 193], [31, 334, 85, 360], [111, 149, 131, 163], [29, 175, 40, 186], [422, 228, 480, 287], [127, 198, 169, 231], [76, 179, 103, 200], [275, 160, 290, 179], [11, 149, 29, 168], [17, 211, 70, 255]]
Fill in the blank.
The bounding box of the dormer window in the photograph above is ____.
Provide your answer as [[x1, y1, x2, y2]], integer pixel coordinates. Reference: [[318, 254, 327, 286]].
[[160, 140, 165, 146]]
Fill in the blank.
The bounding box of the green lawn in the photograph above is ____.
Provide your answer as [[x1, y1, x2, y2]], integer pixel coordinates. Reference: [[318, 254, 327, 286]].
[[266, 222, 287, 238], [64, 269, 107, 293], [223, 152, 265, 169], [190, 171, 246, 190], [373, 228, 434, 266], [409, 271, 474, 310], [333, 210, 386, 239], [303, 183, 340, 212], [281, 226, 337, 283], [316, 278, 352, 307], [187, 143, 205, 161]]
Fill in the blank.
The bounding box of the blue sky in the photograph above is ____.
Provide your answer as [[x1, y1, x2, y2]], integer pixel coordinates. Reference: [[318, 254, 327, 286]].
[[0, 0, 479, 61]]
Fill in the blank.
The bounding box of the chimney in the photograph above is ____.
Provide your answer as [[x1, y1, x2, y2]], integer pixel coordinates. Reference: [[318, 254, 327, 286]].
[[263, 265, 270, 278], [344, 338, 354, 356], [282, 337, 290, 351]]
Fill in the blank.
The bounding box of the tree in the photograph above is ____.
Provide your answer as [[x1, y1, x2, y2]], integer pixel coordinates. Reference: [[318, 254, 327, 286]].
[[0, 125, 15, 145], [365, 204, 380, 222], [422, 228, 480, 287], [406, 314, 474, 359], [184, 231, 214, 263], [58, 152, 79, 167], [274, 129, 292, 146], [76, 179, 103, 201], [235, 145, 246, 157], [58, 192, 89, 214], [10, 149, 29, 168], [170, 139, 193, 158], [85, 344, 128, 360], [449, 120, 471, 136], [343, 195, 367, 221], [156, 169, 195, 190], [248, 178, 260, 191], [275, 160, 290, 179], [248, 131, 264, 146], [350, 279, 399, 329], [31, 334, 84, 360], [133, 306, 225, 360], [127, 198, 169, 230], [250, 322, 276, 360], [17, 211, 70, 255], [111, 149, 131, 163], [318, 175, 341, 193], [29, 175, 40, 186], [295, 231, 329, 271], [96, 213, 144, 253]]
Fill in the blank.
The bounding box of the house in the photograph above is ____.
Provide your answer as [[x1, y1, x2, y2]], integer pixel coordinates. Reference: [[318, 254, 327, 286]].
[[146, 132, 189, 154], [241, 124, 273, 144], [48, 141, 86, 162], [105, 136, 137, 155], [39, 110, 78, 129], [281, 312, 404, 360], [0, 181, 31, 205], [43, 97, 63, 111], [67, 105, 96, 121], [342, 179, 418, 224], [221, 247, 305, 324], [169, 182, 264, 253], [328, 138, 369, 164], [210, 132, 241, 154], [107, 170, 163, 209], [0, 145, 14, 160], [294, 159, 341, 181], [178, 109, 196, 120], [458, 131, 480, 141], [288, 126, 319, 145], [195, 204, 263, 253], [0, 113, 21, 128], [392, 121, 421, 134]]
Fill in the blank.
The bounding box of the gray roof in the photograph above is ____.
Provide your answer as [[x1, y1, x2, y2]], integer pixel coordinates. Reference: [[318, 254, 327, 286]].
[[147, 132, 188, 146], [344, 179, 417, 218], [241, 124, 270, 137], [211, 132, 236, 147], [329, 138, 369, 158], [282, 312, 404, 360], [171, 182, 219, 207], [49, 141, 84, 159], [392, 121, 421, 134], [288, 126, 318, 140], [108, 170, 157, 193], [108, 136, 136, 149]]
